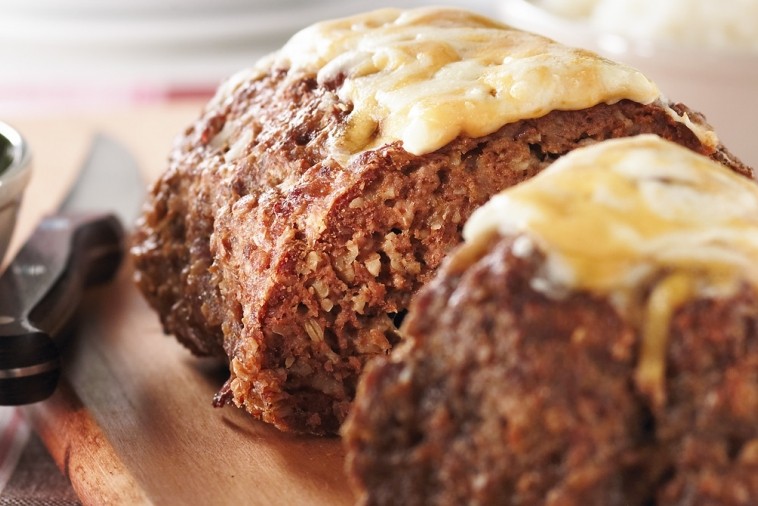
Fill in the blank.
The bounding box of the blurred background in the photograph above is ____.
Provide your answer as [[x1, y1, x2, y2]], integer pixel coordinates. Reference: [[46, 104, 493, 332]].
[[0, 0, 496, 115], [2, 0, 753, 164]]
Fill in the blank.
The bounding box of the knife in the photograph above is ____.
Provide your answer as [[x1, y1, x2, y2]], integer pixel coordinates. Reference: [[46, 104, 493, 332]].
[[0, 134, 144, 405]]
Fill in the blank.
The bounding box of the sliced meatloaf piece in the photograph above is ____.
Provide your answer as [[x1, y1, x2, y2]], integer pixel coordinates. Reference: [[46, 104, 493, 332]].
[[343, 136, 758, 505], [131, 7, 752, 434]]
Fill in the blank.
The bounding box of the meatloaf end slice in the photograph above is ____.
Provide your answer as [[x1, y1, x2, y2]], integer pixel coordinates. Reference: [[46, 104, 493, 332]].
[[343, 233, 758, 505]]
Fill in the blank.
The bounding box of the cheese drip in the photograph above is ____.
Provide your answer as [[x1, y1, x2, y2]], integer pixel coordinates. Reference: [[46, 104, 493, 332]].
[[258, 7, 661, 157], [464, 135, 758, 404]]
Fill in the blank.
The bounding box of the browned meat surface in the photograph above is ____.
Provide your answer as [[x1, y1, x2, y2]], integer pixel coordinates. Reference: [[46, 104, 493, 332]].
[[131, 66, 751, 434], [343, 234, 758, 505]]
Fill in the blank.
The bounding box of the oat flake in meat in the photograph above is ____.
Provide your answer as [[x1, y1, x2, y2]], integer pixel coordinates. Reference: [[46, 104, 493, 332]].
[[130, 7, 751, 435]]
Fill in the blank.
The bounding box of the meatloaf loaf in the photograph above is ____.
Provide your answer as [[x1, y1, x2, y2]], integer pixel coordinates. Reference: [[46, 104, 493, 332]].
[[131, 7, 752, 435], [343, 135, 758, 505]]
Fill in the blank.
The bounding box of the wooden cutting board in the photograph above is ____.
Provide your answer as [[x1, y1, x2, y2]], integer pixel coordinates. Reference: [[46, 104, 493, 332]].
[[23, 263, 354, 505], [9, 102, 356, 505]]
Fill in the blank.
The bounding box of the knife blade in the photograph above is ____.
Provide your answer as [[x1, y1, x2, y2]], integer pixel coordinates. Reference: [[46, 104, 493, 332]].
[[0, 134, 144, 405]]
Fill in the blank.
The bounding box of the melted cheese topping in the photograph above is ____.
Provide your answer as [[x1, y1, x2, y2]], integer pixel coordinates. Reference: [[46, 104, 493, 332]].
[[465, 135, 758, 295], [260, 7, 661, 157], [464, 134, 758, 404]]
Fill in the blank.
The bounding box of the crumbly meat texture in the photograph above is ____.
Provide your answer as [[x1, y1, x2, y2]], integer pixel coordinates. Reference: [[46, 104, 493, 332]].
[[131, 68, 752, 435], [343, 234, 758, 505]]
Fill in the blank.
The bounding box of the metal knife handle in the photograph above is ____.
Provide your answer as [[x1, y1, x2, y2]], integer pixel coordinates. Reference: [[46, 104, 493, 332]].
[[0, 213, 124, 405]]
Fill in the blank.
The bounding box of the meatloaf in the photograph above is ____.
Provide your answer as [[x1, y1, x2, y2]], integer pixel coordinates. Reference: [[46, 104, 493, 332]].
[[130, 7, 752, 435], [343, 135, 758, 505]]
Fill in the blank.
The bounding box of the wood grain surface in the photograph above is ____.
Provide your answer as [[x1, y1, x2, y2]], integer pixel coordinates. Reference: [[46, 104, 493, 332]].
[[9, 101, 355, 505]]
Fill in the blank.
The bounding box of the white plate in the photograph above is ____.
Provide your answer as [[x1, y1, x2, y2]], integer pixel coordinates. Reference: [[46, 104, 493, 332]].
[[0, 0, 303, 16], [0, 0, 383, 50]]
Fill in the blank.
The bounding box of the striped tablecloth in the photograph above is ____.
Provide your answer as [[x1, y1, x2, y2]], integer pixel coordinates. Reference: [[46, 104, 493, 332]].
[[0, 407, 80, 505]]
